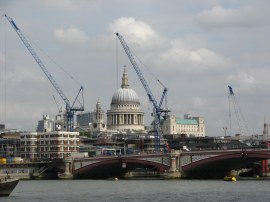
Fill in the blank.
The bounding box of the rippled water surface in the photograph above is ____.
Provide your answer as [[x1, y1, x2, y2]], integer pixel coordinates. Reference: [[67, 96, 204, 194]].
[[2, 179, 270, 202]]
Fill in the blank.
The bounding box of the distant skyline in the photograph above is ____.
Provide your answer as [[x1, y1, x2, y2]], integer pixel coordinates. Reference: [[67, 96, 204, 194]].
[[1, 0, 270, 136]]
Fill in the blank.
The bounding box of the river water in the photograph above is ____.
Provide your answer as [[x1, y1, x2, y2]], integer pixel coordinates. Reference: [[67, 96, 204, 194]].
[[2, 179, 270, 202]]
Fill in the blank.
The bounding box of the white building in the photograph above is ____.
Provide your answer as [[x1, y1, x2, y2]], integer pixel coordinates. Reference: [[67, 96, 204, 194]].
[[36, 109, 68, 132], [36, 115, 54, 132], [92, 99, 106, 132], [20, 131, 79, 159], [161, 114, 205, 137], [107, 68, 145, 132]]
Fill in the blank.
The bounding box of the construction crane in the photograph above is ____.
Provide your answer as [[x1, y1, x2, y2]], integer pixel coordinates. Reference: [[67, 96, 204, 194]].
[[228, 85, 250, 136], [116, 33, 170, 151], [4, 14, 84, 131]]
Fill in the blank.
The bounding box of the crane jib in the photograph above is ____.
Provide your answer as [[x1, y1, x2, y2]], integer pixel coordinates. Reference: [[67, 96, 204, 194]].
[[11, 20, 19, 30]]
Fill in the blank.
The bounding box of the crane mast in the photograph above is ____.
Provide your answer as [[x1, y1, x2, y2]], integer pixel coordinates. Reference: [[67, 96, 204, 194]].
[[116, 33, 170, 151], [4, 14, 84, 131]]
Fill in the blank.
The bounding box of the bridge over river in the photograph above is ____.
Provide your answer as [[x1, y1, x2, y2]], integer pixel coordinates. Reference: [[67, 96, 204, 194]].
[[54, 148, 270, 179]]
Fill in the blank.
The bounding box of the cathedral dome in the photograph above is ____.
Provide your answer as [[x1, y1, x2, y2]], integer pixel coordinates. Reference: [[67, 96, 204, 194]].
[[111, 67, 140, 105], [111, 88, 140, 104]]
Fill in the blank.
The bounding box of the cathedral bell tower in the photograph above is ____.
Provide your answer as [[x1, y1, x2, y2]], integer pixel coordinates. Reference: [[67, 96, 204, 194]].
[[92, 99, 106, 132]]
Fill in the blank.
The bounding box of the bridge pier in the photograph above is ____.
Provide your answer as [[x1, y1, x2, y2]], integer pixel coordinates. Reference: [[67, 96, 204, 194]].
[[162, 150, 182, 179], [260, 160, 270, 177], [58, 158, 74, 179]]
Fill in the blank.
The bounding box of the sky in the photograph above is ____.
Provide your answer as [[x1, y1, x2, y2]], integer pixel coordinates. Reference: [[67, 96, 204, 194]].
[[1, 0, 270, 137]]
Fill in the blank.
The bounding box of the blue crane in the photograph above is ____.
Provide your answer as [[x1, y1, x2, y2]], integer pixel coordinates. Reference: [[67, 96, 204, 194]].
[[4, 14, 84, 131], [116, 33, 170, 151]]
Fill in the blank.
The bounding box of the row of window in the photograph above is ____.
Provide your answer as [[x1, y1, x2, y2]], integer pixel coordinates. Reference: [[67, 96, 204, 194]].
[[21, 140, 79, 145], [21, 134, 79, 139], [21, 147, 78, 152], [21, 153, 72, 159]]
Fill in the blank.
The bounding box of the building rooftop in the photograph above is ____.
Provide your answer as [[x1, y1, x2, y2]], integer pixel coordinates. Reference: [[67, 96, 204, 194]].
[[176, 119, 198, 125]]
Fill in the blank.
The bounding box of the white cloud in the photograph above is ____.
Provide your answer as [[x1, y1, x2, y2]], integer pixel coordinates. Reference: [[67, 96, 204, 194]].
[[195, 5, 267, 28], [108, 17, 230, 73], [156, 46, 231, 73], [109, 17, 160, 43], [227, 72, 255, 89], [54, 26, 89, 46]]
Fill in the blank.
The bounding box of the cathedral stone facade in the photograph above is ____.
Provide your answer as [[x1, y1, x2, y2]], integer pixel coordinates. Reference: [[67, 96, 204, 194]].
[[106, 68, 145, 132]]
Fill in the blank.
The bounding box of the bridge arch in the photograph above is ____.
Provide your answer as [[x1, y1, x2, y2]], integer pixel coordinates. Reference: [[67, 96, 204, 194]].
[[182, 150, 270, 178], [73, 157, 170, 179]]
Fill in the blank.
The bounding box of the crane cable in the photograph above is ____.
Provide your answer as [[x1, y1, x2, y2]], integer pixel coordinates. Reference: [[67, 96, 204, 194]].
[[24, 31, 82, 87], [130, 47, 168, 108], [128, 44, 165, 88], [228, 87, 251, 136]]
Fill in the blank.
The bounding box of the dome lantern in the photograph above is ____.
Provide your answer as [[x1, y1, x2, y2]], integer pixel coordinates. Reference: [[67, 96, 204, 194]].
[[121, 65, 129, 89]]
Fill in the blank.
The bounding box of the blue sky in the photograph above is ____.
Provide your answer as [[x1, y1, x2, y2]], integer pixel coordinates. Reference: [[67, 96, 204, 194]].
[[1, 0, 270, 136]]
